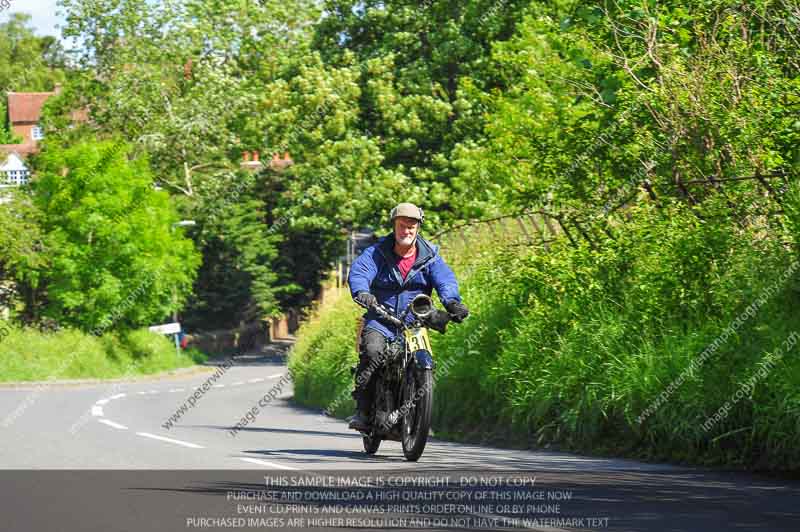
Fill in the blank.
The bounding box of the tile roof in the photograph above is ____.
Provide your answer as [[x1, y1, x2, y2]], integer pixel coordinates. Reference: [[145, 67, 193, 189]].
[[0, 142, 38, 157], [7, 92, 56, 124]]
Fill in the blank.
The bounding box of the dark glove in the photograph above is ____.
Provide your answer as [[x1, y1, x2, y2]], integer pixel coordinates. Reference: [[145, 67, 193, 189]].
[[445, 300, 469, 323], [354, 291, 377, 309], [425, 309, 451, 334]]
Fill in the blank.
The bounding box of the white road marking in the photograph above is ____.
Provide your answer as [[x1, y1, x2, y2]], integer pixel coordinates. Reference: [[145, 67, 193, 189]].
[[238, 457, 298, 471], [266, 374, 284, 380], [148, 390, 159, 394], [98, 419, 128, 430], [110, 393, 126, 400], [231, 382, 245, 386], [137, 391, 148, 395], [169, 388, 185, 393], [95, 398, 110, 405], [91, 405, 104, 417], [248, 378, 264, 383], [212, 384, 225, 388], [136, 432, 204, 449]]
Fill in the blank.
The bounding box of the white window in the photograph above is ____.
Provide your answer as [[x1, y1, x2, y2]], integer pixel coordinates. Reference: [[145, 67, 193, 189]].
[[32, 125, 44, 141], [0, 153, 30, 186], [2, 170, 29, 186]]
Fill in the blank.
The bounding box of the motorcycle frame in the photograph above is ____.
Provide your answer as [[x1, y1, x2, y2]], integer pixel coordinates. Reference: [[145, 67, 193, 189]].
[[366, 299, 436, 439]]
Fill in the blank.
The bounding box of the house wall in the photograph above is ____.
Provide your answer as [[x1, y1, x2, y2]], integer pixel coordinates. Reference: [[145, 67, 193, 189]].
[[0, 152, 30, 187], [11, 123, 36, 144]]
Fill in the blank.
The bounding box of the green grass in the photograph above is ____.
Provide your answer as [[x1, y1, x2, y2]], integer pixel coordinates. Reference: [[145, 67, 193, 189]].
[[0, 326, 206, 382], [288, 288, 363, 418]]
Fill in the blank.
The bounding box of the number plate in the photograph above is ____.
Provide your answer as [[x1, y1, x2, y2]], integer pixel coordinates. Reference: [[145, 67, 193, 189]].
[[404, 327, 431, 352]]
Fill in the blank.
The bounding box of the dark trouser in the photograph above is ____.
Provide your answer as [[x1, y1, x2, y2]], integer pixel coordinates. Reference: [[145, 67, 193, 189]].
[[352, 328, 387, 413]]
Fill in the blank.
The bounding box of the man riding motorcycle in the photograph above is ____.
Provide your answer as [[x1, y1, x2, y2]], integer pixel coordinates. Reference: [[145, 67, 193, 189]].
[[346, 202, 469, 431]]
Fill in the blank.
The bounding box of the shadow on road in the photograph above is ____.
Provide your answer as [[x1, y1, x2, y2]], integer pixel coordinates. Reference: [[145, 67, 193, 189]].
[[241, 448, 403, 463], [182, 424, 364, 441], [203, 340, 295, 368]]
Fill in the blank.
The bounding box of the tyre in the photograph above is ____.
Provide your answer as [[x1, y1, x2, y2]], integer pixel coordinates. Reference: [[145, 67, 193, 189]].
[[362, 384, 382, 455], [401, 369, 433, 461], [363, 433, 381, 454]]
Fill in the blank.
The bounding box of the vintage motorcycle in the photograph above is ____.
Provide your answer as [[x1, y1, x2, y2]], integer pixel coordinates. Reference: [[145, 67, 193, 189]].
[[353, 294, 451, 461]]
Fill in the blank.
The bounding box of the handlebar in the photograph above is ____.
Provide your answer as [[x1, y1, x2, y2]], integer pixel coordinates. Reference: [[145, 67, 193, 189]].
[[370, 302, 405, 328], [355, 294, 451, 333], [354, 298, 404, 327]]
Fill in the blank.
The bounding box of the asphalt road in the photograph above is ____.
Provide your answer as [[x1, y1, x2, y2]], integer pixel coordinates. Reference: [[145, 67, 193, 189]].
[[1, 346, 799, 531]]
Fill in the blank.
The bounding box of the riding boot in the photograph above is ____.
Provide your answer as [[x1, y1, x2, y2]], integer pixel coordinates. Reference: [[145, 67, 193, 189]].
[[348, 393, 372, 431], [348, 328, 385, 431]]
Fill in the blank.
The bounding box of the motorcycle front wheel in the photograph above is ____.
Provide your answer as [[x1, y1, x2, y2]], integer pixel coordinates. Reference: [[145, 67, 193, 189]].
[[401, 369, 433, 461]]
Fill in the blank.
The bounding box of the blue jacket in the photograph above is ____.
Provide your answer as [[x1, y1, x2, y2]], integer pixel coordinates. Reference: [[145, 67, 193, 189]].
[[348, 233, 462, 340]]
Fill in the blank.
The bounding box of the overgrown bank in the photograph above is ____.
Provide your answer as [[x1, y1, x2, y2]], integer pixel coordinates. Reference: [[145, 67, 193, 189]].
[[289, 200, 800, 471], [0, 326, 206, 382]]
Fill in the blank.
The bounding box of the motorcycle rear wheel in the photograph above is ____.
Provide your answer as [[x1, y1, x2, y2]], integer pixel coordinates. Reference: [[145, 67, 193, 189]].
[[401, 369, 433, 461]]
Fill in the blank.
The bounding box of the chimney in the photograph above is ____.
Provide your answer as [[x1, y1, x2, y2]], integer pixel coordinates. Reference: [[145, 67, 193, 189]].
[[269, 152, 294, 171], [240, 150, 264, 172]]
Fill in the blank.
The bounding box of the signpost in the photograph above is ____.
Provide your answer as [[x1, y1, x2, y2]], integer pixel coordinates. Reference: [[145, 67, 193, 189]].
[[149, 322, 182, 358]]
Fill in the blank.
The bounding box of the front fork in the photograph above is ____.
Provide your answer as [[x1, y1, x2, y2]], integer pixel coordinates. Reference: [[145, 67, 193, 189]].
[[411, 349, 434, 370]]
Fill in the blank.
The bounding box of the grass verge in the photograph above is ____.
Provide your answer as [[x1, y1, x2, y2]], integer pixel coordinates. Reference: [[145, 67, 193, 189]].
[[0, 326, 207, 382]]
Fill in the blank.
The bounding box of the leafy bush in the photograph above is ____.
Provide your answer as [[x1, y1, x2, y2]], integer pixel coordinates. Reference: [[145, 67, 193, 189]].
[[0, 326, 201, 381], [288, 289, 363, 417], [30, 138, 200, 331]]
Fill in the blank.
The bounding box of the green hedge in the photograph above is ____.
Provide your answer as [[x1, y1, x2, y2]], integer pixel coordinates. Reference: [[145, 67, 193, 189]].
[[0, 326, 206, 382], [288, 293, 363, 418]]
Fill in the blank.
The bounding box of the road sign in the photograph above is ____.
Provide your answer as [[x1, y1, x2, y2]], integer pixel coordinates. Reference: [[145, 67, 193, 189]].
[[148, 322, 181, 335]]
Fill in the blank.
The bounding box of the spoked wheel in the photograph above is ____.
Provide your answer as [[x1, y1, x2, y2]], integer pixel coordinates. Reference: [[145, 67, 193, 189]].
[[363, 432, 381, 454], [401, 369, 433, 461]]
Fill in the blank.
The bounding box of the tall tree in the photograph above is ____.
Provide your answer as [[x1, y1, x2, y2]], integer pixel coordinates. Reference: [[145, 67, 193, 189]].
[[32, 138, 201, 330], [312, 0, 531, 218], [0, 191, 49, 321], [0, 13, 66, 92], [455, 1, 800, 217], [55, 0, 320, 327]]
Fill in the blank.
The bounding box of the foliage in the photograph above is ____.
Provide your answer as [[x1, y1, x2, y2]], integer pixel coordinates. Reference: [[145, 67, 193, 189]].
[[306, 0, 533, 225], [0, 190, 48, 285], [56, 0, 318, 198], [184, 173, 287, 327], [0, 13, 66, 92], [0, 13, 66, 141], [288, 286, 362, 416], [52, 0, 329, 328], [30, 138, 201, 331], [456, 1, 800, 215], [0, 325, 203, 382]]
